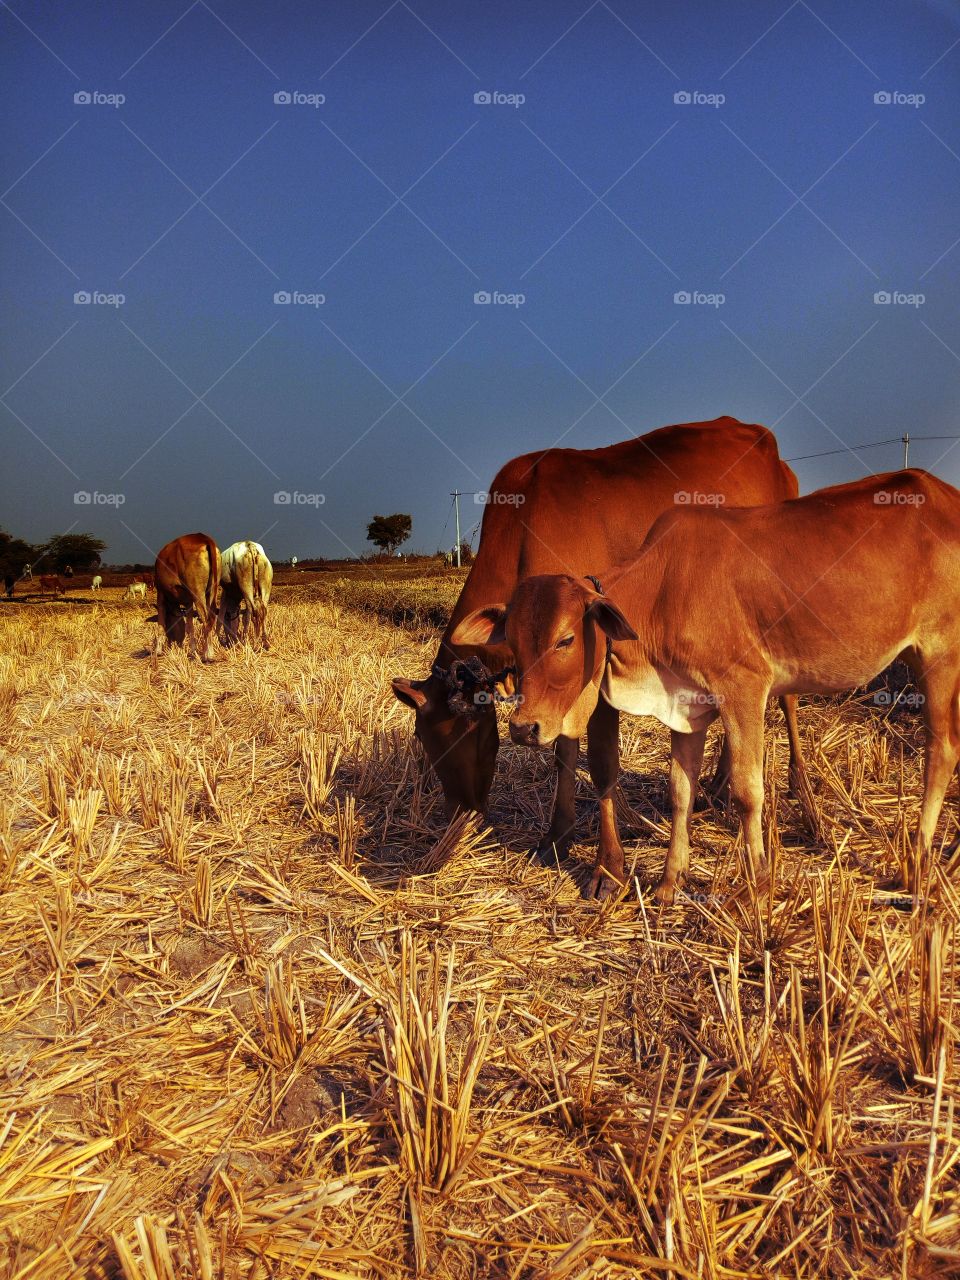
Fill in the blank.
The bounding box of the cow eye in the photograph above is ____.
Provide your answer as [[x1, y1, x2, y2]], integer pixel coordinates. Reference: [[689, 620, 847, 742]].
[[556, 634, 574, 650]]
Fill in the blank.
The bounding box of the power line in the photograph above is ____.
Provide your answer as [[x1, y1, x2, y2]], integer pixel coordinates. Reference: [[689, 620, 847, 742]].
[[786, 434, 960, 464]]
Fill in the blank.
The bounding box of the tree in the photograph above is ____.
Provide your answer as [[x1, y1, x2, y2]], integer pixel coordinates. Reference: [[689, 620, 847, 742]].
[[41, 533, 106, 572], [0, 529, 35, 579], [366, 514, 411, 556]]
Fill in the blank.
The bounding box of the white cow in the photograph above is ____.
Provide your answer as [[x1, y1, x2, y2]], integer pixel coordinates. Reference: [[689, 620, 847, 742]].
[[218, 541, 272, 648], [91, 575, 102, 591], [124, 581, 147, 601]]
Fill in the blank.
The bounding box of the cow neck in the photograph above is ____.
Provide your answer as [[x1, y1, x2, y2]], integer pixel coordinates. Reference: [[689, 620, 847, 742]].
[[607, 553, 664, 673]]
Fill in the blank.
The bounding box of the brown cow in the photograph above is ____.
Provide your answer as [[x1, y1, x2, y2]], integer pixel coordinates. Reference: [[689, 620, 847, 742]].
[[39, 574, 63, 596], [392, 417, 813, 874], [453, 469, 960, 901], [152, 533, 221, 662]]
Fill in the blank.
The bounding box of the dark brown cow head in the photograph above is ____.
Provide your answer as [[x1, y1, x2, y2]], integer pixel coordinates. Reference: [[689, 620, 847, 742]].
[[451, 576, 637, 749], [392, 662, 500, 817]]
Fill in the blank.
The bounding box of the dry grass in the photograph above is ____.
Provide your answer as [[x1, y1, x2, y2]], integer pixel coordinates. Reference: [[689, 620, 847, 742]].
[[1, 574, 959, 1279]]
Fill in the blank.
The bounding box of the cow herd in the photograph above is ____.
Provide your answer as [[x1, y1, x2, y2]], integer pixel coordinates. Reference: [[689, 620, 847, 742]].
[[392, 416, 960, 903], [149, 534, 273, 660]]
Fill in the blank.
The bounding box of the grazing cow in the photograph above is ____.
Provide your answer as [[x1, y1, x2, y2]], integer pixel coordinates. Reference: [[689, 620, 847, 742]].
[[91, 575, 102, 591], [39, 575, 63, 596], [392, 418, 811, 877], [218, 540, 272, 648], [453, 470, 960, 902], [152, 533, 221, 662], [137, 572, 156, 591], [124, 581, 147, 601]]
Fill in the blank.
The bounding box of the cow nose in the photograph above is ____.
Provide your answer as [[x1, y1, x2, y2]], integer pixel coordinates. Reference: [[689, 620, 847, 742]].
[[509, 720, 540, 747]]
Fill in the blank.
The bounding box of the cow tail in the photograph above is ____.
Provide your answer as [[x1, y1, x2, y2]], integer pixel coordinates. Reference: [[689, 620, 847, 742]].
[[205, 536, 219, 614]]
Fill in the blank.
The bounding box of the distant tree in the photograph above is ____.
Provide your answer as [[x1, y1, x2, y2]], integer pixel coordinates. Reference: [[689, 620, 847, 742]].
[[366, 514, 412, 556], [0, 529, 35, 579], [41, 533, 106, 572]]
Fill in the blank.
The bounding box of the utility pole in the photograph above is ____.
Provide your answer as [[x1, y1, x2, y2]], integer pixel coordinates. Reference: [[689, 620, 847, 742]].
[[902, 433, 910, 469], [450, 490, 462, 567]]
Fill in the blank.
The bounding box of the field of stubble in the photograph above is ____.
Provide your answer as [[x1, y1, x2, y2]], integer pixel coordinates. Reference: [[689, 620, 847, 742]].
[[1, 568, 958, 1280]]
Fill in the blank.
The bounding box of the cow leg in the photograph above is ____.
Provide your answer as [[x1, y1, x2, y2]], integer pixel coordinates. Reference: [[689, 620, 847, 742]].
[[914, 666, 960, 879], [585, 698, 625, 899], [655, 725, 709, 905], [197, 605, 218, 662], [536, 734, 578, 864], [720, 693, 769, 884], [780, 693, 819, 837]]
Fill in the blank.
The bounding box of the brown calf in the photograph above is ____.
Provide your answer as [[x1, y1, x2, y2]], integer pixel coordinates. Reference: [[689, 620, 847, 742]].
[[453, 470, 960, 902]]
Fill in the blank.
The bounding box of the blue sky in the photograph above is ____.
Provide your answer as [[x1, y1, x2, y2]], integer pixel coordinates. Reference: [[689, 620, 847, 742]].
[[3, 0, 960, 561]]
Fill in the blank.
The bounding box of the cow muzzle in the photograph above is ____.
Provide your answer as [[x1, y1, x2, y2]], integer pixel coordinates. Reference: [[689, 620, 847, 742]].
[[509, 719, 546, 749]]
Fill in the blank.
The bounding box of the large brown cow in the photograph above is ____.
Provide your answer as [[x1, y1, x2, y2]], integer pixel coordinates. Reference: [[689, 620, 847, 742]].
[[453, 469, 960, 901], [152, 533, 221, 662], [392, 418, 813, 875], [39, 574, 63, 596]]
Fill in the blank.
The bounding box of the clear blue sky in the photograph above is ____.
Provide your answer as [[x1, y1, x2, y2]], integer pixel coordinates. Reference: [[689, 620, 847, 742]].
[[3, 0, 960, 562]]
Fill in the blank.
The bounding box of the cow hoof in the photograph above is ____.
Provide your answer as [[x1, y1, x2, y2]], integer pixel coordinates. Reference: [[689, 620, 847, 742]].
[[652, 881, 677, 906], [535, 834, 573, 867], [586, 868, 624, 900]]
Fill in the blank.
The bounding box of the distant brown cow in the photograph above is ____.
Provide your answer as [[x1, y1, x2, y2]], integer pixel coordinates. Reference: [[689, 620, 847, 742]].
[[39, 575, 63, 596], [152, 533, 221, 662], [137, 572, 156, 591]]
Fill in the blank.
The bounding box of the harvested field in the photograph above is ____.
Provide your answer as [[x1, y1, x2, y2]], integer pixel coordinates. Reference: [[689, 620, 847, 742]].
[[1, 575, 958, 1278]]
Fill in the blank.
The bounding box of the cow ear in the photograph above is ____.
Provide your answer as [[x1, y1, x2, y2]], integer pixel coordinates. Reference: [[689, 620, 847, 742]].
[[392, 677, 431, 711], [450, 606, 507, 647], [586, 597, 638, 642]]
